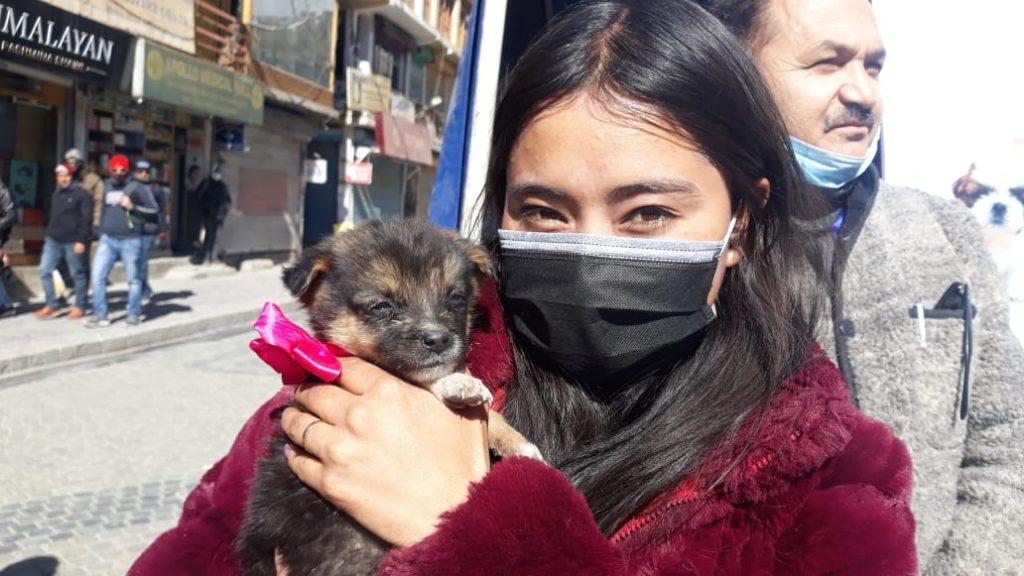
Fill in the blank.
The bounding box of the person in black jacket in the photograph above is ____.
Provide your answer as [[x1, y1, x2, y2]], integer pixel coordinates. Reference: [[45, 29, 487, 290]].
[[196, 164, 231, 265], [34, 163, 93, 319], [0, 180, 16, 317]]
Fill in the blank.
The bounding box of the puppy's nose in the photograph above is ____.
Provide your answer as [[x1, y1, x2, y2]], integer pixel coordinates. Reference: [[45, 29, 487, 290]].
[[421, 330, 452, 353], [993, 203, 1007, 216]]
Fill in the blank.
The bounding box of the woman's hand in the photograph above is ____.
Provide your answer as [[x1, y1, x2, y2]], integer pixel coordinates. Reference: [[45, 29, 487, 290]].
[[281, 357, 491, 547]]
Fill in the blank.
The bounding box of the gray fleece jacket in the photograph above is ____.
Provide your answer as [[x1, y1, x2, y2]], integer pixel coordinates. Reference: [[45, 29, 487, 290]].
[[823, 179, 1024, 574]]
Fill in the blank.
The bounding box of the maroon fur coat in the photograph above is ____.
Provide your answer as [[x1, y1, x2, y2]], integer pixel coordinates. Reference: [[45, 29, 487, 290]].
[[129, 284, 916, 575]]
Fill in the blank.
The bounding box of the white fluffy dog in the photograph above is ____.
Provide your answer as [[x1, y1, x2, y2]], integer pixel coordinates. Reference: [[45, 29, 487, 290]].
[[971, 189, 1024, 341]]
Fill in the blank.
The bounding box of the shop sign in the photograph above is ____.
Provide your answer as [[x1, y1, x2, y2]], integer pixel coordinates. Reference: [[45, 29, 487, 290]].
[[132, 39, 264, 125], [215, 122, 245, 151], [346, 67, 391, 114], [0, 0, 131, 87], [304, 158, 327, 185], [390, 94, 416, 123], [375, 113, 433, 166], [344, 161, 373, 185], [41, 0, 196, 55]]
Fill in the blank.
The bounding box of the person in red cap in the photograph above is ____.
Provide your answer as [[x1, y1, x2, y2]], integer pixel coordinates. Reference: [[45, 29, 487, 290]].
[[34, 163, 93, 319], [87, 155, 159, 327]]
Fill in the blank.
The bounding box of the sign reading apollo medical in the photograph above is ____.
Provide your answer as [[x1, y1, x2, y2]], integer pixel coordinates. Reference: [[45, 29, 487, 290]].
[[0, 0, 130, 87], [132, 39, 264, 125], [40, 0, 195, 55]]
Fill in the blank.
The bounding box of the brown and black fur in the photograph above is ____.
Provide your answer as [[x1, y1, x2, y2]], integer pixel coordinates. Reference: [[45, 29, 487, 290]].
[[238, 219, 538, 576]]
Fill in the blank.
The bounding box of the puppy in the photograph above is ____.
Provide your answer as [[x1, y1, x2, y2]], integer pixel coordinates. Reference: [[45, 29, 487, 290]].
[[238, 219, 540, 576]]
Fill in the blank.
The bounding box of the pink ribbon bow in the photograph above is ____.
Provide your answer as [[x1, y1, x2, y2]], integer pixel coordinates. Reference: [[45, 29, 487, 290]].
[[249, 302, 349, 385]]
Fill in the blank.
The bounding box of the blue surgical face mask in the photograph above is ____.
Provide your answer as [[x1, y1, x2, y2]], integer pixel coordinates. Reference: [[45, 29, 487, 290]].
[[790, 134, 880, 191]]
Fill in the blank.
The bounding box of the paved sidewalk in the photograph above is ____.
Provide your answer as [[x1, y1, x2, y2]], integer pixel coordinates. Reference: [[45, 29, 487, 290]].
[[0, 330, 284, 575], [0, 265, 298, 382]]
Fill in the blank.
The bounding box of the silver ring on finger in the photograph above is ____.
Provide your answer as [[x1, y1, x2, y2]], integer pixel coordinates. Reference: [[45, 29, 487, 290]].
[[300, 418, 323, 451]]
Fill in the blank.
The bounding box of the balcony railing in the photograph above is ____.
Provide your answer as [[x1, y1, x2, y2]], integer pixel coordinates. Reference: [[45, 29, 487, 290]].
[[195, 0, 252, 74]]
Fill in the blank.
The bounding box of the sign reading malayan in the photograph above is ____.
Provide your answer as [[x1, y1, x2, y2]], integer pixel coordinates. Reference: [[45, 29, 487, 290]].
[[0, 0, 131, 87], [41, 0, 195, 54], [132, 39, 264, 125]]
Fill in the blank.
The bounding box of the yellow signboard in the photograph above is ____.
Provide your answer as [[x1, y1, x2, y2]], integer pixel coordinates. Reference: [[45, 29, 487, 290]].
[[346, 67, 392, 114], [41, 0, 196, 54]]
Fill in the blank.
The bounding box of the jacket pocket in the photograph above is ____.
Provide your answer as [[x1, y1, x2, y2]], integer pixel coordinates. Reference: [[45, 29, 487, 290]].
[[908, 282, 975, 420]]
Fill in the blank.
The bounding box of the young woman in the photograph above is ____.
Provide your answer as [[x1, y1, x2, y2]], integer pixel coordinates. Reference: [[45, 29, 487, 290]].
[[130, 1, 915, 574]]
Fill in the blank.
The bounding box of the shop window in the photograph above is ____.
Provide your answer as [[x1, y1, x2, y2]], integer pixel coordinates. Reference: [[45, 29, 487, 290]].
[[248, 0, 336, 87]]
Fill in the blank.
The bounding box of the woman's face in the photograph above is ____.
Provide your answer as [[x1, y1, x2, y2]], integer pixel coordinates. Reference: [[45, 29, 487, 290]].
[[501, 95, 746, 303]]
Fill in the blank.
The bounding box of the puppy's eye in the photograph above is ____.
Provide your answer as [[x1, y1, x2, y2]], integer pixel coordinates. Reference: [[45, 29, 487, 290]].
[[370, 300, 394, 314], [448, 292, 467, 307]]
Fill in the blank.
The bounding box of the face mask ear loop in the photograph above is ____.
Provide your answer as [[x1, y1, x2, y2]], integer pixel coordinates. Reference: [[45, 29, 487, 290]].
[[721, 201, 742, 254], [709, 203, 744, 320]]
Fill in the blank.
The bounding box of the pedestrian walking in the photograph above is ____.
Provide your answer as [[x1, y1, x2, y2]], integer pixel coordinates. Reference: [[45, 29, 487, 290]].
[[0, 180, 16, 317], [131, 160, 160, 306], [87, 155, 159, 328], [196, 165, 230, 265], [34, 163, 92, 320], [185, 164, 203, 257], [65, 149, 104, 291]]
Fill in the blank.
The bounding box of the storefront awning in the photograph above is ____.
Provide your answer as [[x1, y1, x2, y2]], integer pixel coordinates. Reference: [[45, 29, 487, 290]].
[[375, 113, 433, 166], [130, 39, 264, 125]]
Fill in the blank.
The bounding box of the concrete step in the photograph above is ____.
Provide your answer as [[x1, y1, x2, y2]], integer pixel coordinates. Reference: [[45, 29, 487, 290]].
[[0, 266, 304, 384], [5, 255, 193, 301]]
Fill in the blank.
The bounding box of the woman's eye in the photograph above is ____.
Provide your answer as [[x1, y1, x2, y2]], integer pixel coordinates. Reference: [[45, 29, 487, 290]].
[[520, 205, 565, 223], [624, 206, 675, 228]]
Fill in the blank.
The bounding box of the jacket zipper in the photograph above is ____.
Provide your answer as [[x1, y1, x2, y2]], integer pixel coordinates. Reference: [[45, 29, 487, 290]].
[[611, 490, 701, 544], [610, 422, 812, 545]]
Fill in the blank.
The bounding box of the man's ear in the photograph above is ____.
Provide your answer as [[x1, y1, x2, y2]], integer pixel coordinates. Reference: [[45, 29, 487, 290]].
[[463, 241, 495, 280], [282, 246, 330, 304]]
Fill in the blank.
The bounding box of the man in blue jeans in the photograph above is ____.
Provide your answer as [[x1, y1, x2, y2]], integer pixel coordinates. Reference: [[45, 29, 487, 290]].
[[0, 181, 16, 317], [34, 163, 93, 320], [87, 155, 159, 328]]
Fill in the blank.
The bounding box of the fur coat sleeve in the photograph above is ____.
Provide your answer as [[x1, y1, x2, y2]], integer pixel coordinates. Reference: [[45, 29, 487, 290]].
[[380, 357, 916, 576], [378, 425, 915, 576]]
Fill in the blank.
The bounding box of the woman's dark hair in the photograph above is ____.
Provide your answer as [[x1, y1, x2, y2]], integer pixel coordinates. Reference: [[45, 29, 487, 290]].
[[481, 0, 827, 536]]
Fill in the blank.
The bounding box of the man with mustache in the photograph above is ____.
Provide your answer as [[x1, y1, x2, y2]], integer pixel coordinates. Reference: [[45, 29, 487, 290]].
[[702, 0, 1024, 573]]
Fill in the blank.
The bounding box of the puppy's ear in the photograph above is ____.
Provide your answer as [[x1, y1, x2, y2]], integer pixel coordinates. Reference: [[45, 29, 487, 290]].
[[463, 242, 495, 279], [282, 246, 330, 304]]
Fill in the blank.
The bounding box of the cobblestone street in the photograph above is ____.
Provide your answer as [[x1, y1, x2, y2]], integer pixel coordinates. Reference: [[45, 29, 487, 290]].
[[0, 328, 284, 575]]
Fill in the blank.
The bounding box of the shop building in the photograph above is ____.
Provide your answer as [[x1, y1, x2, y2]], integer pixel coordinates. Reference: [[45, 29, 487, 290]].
[[299, 0, 471, 245], [0, 0, 131, 264], [2, 0, 342, 267]]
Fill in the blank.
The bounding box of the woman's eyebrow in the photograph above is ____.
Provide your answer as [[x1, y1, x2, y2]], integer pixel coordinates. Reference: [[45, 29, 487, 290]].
[[608, 179, 701, 203], [507, 183, 566, 203]]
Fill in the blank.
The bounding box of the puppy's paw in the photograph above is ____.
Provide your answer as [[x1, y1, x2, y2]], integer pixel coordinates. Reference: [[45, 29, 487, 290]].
[[430, 373, 493, 407]]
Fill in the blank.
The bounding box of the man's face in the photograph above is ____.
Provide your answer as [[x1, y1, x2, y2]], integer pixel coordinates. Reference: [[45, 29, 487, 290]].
[[56, 171, 72, 188], [135, 169, 150, 182], [753, 0, 886, 156]]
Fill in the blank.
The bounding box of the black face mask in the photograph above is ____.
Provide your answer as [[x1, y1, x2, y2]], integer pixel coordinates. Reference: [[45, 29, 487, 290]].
[[498, 224, 734, 384]]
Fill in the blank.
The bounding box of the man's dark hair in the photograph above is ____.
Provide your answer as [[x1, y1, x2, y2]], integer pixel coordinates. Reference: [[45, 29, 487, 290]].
[[481, 0, 827, 536], [694, 0, 768, 41]]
